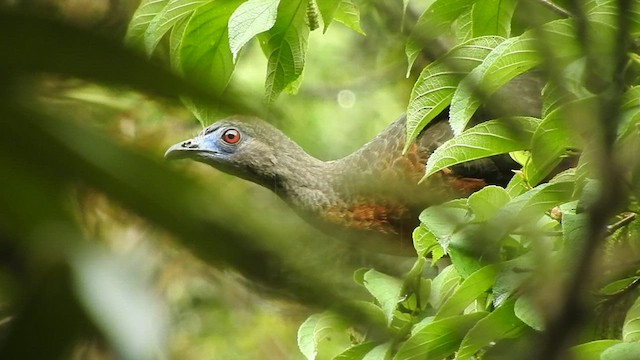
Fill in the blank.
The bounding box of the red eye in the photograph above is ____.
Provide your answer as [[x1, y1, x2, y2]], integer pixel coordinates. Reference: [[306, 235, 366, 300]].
[[221, 128, 241, 144]]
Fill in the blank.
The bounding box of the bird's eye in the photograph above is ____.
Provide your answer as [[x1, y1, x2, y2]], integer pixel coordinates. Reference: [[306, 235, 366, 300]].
[[221, 128, 241, 144]]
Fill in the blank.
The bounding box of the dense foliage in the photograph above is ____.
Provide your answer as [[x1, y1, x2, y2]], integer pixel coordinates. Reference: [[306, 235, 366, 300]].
[[125, 0, 640, 358], [2, 0, 640, 359]]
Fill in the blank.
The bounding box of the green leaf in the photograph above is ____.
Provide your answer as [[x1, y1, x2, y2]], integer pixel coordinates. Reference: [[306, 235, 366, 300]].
[[561, 208, 589, 266], [449, 19, 579, 135], [259, 0, 309, 103], [424, 117, 541, 179], [467, 185, 511, 223], [430, 265, 461, 309], [362, 342, 392, 360], [527, 98, 588, 185], [599, 277, 640, 296], [316, 0, 340, 32], [419, 199, 469, 251], [144, 0, 207, 55], [569, 340, 623, 360], [362, 269, 403, 324], [404, 0, 473, 72], [333, 342, 380, 360], [412, 224, 439, 258], [470, 0, 517, 38], [487, 181, 576, 239], [178, 0, 244, 93], [601, 342, 640, 360], [333, 0, 365, 35], [435, 264, 498, 320], [514, 296, 544, 331], [126, 0, 169, 47], [623, 296, 640, 342], [405, 36, 505, 151], [169, 15, 190, 71], [298, 311, 352, 360], [455, 298, 526, 360], [453, 6, 473, 43], [393, 312, 487, 360], [228, 0, 281, 61]]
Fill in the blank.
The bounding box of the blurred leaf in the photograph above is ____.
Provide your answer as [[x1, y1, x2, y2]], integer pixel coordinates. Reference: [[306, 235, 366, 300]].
[[601, 342, 640, 360], [333, 0, 365, 35], [362, 269, 403, 324], [0, 13, 224, 104], [471, 0, 517, 38], [298, 312, 352, 360], [405, 36, 505, 151], [144, 0, 207, 55], [435, 264, 498, 320], [393, 312, 487, 360], [623, 295, 640, 342], [72, 248, 167, 360], [424, 117, 540, 179], [599, 277, 640, 296], [228, 0, 281, 61], [259, 0, 309, 102], [455, 298, 526, 360], [570, 340, 623, 360], [514, 297, 544, 331], [333, 342, 380, 360], [178, 0, 244, 94]]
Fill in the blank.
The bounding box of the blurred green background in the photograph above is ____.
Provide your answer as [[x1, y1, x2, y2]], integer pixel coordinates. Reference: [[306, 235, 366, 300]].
[[0, 0, 418, 359]]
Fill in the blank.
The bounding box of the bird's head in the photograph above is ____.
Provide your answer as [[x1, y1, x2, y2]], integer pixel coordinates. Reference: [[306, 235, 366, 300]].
[[165, 116, 310, 189]]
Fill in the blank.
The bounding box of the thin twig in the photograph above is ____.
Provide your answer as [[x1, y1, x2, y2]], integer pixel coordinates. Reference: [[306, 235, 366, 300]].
[[534, 0, 574, 18], [606, 213, 637, 235]]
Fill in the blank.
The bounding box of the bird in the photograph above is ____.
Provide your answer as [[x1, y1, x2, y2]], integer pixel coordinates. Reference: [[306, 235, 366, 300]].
[[164, 113, 520, 253]]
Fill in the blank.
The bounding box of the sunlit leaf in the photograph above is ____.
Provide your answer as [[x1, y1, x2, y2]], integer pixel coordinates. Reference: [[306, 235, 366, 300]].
[[178, 0, 244, 93], [412, 224, 439, 258], [362, 269, 403, 324], [316, 0, 341, 32], [144, 0, 207, 55], [424, 117, 540, 179], [126, 0, 169, 47], [393, 312, 487, 360], [435, 264, 498, 320], [405, 36, 505, 151], [333, 0, 365, 35], [259, 0, 309, 102], [228, 0, 281, 61], [298, 311, 352, 360], [471, 0, 517, 38]]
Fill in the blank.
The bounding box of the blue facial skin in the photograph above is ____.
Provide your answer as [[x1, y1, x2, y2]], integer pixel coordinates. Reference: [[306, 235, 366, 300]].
[[165, 122, 265, 184]]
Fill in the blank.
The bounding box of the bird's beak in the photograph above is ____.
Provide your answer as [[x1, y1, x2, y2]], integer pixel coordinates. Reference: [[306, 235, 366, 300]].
[[164, 136, 203, 160]]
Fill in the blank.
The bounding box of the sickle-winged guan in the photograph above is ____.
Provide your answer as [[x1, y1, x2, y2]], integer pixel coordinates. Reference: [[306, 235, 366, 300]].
[[165, 76, 541, 252]]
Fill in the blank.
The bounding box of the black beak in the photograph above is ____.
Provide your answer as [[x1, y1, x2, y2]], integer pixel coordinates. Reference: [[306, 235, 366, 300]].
[[164, 137, 202, 160]]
